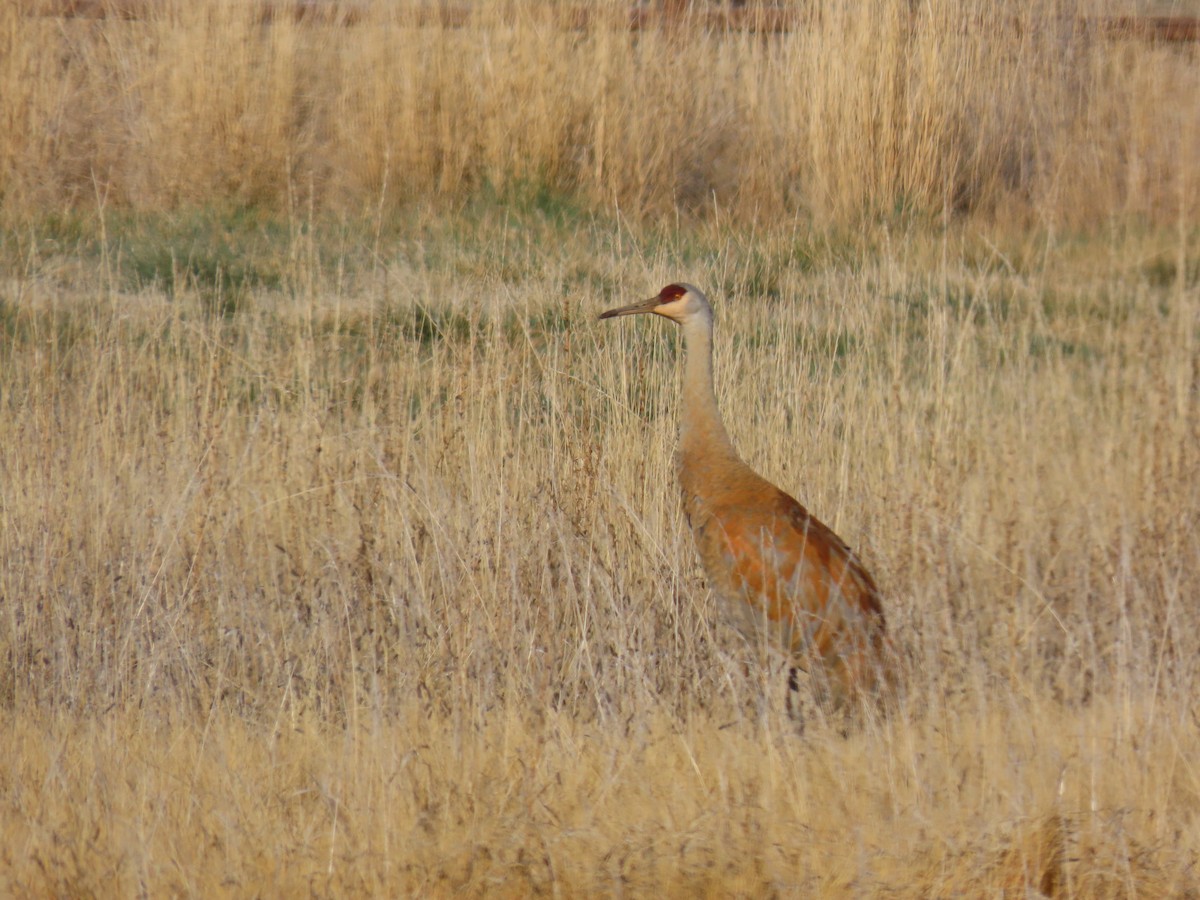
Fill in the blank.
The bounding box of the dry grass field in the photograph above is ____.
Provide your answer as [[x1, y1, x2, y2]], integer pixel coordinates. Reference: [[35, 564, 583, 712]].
[[2, 0, 1200, 895], [4, 0, 1199, 226]]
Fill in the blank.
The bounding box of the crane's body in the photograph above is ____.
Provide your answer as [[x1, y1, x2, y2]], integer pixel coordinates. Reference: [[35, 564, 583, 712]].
[[600, 283, 888, 707]]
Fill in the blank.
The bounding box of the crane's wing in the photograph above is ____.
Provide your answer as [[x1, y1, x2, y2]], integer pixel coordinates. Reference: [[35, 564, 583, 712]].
[[701, 487, 886, 691]]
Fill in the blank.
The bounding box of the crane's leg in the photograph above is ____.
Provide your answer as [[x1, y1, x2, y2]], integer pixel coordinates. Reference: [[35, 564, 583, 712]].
[[785, 666, 805, 734]]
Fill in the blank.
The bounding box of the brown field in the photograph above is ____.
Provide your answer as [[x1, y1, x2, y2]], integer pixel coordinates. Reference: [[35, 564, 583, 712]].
[[4, 0, 1199, 226], [2, 0, 1199, 895]]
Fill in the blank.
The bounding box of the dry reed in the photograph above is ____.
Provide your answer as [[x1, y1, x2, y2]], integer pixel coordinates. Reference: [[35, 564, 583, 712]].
[[1, 0, 1199, 894], [1, 0, 1198, 227]]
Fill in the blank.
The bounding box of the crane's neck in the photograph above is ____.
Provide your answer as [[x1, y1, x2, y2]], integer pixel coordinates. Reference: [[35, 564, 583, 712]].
[[678, 315, 738, 466]]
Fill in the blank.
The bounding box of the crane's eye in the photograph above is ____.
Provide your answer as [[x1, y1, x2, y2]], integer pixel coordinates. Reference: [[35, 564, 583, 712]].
[[659, 284, 687, 303]]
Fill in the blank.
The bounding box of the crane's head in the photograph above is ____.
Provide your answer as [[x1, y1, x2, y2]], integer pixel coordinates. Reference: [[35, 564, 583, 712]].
[[598, 283, 712, 327]]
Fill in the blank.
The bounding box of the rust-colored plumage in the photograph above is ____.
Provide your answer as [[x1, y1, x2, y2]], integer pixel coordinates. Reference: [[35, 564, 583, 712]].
[[600, 283, 888, 708]]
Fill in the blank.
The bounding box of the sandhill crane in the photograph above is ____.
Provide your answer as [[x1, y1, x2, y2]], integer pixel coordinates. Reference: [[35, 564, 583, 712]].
[[600, 283, 889, 715]]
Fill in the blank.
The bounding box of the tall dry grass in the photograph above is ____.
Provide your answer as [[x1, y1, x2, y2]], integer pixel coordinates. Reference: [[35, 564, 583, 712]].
[[1, 0, 1198, 227], [2, 0, 1200, 893], [2, 209, 1198, 891]]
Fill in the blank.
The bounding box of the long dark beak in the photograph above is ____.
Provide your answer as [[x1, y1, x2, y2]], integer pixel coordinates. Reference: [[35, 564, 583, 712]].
[[597, 297, 661, 321]]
